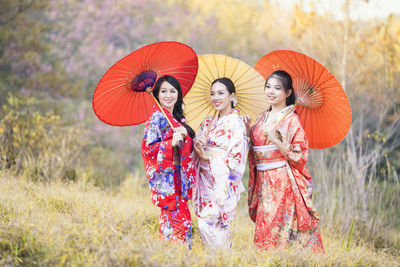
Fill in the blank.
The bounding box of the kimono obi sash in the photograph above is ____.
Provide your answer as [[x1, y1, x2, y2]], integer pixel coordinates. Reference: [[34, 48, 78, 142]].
[[253, 145, 286, 171]]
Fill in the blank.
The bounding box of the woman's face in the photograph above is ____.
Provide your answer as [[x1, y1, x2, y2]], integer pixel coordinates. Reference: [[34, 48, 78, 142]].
[[265, 77, 291, 107], [158, 81, 178, 112], [210, 82, 233, 115]]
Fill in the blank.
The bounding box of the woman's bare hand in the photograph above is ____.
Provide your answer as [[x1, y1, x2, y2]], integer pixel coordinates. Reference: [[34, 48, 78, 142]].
[[174, 126, 187, 138], [172, 132, 184, 147], [242, 115, 252, 129], [196, 136, 207, 147], [194, 141, 209, 161]]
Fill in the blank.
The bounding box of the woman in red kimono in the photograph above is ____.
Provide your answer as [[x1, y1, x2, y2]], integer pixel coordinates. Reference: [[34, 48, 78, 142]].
[[142, 75, 196, 247], [246, 70, 324, 252]]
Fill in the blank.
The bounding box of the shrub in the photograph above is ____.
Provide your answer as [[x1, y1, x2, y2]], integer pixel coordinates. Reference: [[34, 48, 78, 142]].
[[0, 93, 88, 182]]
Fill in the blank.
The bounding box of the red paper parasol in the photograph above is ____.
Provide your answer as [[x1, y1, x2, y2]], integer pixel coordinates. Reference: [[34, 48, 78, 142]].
[[93, 41, 198, 126], [255, 50, 351, 149]]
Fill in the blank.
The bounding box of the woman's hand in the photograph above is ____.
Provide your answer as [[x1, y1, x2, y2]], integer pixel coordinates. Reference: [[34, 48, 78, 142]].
[[242, 115, 252, 129], [194, 141, 209, 161], [264, 124, 287, 156], [242, 114, 252, 136], [264, 124, 279, 144], [196, 135, 207, 147], [174, 126, 187, 138], [172, 132, 184, 147]]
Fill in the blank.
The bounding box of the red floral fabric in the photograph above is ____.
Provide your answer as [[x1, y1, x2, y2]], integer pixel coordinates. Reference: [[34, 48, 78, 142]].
[[248, 110, 324, 252], [142, 108, 195, 245]]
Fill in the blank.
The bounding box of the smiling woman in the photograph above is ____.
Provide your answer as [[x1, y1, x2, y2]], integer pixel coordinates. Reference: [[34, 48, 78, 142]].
[[192, 77, 249, 250], [157, 81, 178, 114], [246, 70, 324, 253], [210, 78, 235, 116], [141, 75, 196, 248], [265, 75, 294, 110]]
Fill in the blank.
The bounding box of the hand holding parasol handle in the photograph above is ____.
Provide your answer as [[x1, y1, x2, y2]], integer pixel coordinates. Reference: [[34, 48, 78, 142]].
[[197, 110, 217, 149], [263, 102, 298, 145], [205, 110, 217, 136]]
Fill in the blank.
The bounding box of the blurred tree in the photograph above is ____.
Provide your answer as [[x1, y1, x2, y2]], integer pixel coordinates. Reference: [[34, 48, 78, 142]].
[[175, 0, 283, 62], [0, 93, 88, 181], [0, 0, 80, 102], [47, 0, 292, 95], [47, 0, 199, 98], [290, 1, 400, 240]]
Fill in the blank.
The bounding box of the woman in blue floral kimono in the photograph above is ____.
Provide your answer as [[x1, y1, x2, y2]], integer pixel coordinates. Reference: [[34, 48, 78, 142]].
[[142, 75, 196, 247]]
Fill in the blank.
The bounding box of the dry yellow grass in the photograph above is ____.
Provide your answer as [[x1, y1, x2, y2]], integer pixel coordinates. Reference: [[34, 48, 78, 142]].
[[0, 171, 399, 266]]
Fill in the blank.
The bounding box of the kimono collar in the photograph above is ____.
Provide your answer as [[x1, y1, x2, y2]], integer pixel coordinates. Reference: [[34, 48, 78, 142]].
[[217, 108, 240, 119], [157, 106, 182, 128], [152, 103, 173, 117], [263, 105, 294, 129], [231, 108, 241, 116], [279, 105, 294, 115], [207, 108, 239, 130]]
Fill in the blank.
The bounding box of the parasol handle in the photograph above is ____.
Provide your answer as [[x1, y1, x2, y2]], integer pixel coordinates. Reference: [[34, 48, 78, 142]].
[[263, 103, 298, 146], [205, 110, 217, 136], [197, 110, 217, 149], [148, 89, 174, 130], [271, 103, 299, 130]]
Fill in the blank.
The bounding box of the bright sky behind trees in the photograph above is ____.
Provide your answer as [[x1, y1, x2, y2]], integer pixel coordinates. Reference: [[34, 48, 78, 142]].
[[282, 0, 400, 20]]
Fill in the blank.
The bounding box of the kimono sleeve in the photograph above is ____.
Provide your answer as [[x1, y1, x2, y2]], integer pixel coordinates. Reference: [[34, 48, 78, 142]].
[[196, 117, 210, 138], [285, 117, 309, 172], [178, 135, 195, 200], [142, 114, 174, 170], [178, 134, 193, 158], [247, 144, 258, 223], [224, 117, 249, 174], [142, 112, 176, 210]]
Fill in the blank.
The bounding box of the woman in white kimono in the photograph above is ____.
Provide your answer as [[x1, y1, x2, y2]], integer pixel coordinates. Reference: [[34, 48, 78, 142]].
[[193, 77, 248, 250]]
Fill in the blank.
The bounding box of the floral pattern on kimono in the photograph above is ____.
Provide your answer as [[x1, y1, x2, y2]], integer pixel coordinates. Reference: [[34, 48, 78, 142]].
[[193, 109, 249, 249], [142, 108, 195, 245], [159, 194, 192, 246], [248, 106, 324, 252]]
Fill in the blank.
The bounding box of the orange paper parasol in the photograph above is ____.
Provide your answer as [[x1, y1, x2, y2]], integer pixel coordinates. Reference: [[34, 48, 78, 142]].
[[255, 50, 351, 149], [93, 41, 198, 126]]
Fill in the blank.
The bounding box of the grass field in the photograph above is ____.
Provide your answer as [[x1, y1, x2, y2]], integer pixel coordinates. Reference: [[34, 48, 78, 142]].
[[0, 171, 399, 266]]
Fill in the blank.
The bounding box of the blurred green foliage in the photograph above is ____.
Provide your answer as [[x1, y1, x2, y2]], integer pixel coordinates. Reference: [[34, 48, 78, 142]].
[[0, 93, 135, 186], [0, 93, 87, 181], [0, 0, 80, 101]]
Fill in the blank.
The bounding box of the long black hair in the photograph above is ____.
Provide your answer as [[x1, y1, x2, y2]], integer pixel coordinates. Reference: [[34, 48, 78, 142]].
[[152, 75, 195, 139], [266, 70, 296, 106], [211, 77, 236, 108]]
